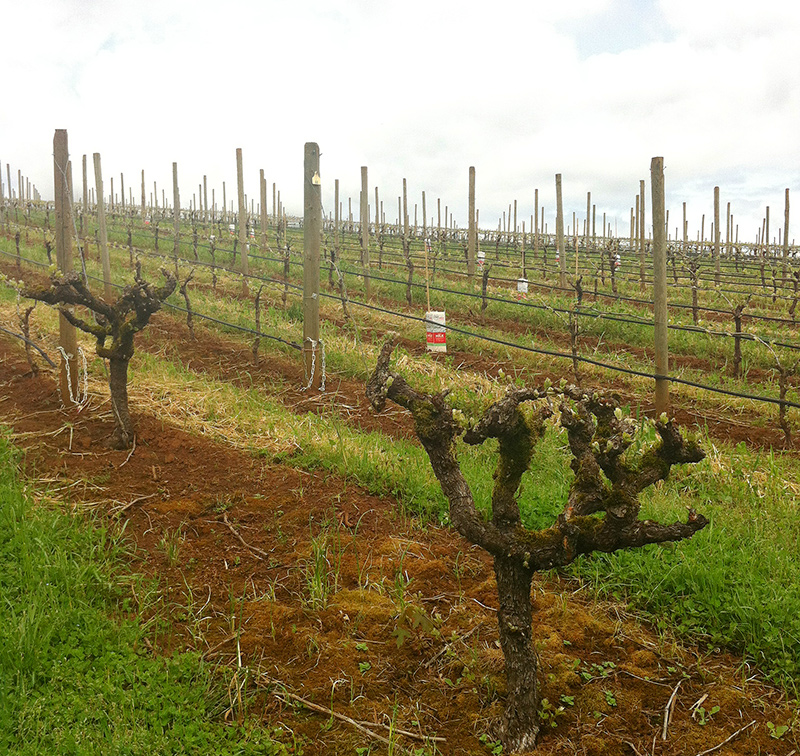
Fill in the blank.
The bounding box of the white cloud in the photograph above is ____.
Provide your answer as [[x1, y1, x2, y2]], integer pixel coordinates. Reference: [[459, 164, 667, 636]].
[[1, 0, 798, 241]]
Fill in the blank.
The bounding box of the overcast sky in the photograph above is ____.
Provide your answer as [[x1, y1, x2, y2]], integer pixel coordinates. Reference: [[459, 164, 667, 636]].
[[2, 0, 798, 243]]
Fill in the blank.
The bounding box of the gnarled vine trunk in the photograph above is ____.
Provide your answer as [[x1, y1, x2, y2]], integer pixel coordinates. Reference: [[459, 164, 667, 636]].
[[24, 264, 176, 449], [494, 555, 539, 751], [108, 356, 133, 450], [368, 335, 707, 753]]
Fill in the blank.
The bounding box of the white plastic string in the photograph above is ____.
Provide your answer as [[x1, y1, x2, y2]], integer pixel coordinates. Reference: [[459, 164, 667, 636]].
[[56, 345, 89, 407], [303, 337, 326, 392]]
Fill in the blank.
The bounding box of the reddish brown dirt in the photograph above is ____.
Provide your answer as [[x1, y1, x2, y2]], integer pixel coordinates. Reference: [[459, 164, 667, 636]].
[[1, 331, 799, 756]]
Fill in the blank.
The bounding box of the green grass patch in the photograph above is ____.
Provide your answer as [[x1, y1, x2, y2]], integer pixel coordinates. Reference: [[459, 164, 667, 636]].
[[568, 440, 800, 689], [0, 429, 289, 755]]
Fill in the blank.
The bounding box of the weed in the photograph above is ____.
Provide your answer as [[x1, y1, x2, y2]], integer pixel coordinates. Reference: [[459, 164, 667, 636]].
[[303, 518, 342, 610], [694, 705, 720, 725], [158, 524, 185, 566], [538, 698, 566, 728], [479, 733, 504, 754], [767, 721, 789, 739]]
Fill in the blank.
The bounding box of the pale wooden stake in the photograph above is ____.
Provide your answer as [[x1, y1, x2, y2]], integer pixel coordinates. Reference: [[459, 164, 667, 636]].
[[556, 173, 566, 287], [303, 142, 322, 390], [93, 153, 113, 300], [236, 148, 248, 295], [81, 155, 88, 242], [468, 166, 476, 277], [361, 166, 370, 299], [652, 157, 669, 414], [260, 169, 268, 257], [334, 178, 340, 264], [53, 129, 78, 403], [172, 162, 181, 271], [141, 170, 146, 222], [639, 179, 646, 291], [783, 188, 790, 279], [713, 186, 721, 286]]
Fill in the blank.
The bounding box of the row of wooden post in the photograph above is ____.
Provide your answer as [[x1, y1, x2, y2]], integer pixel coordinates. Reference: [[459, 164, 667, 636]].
[[29, 132, 793, 410]]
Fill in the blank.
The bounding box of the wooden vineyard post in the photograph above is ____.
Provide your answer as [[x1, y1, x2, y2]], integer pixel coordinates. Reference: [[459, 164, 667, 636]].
[[468, 166, 476, 278], [0, 158, 4, 226], [141, 170, 146, 222], [172, 162, 181, 275], [765, 207, 770, 293], [303, 142, 322, 390], [334, 178, 340, 286], [585, 191, 591, 276], [361, 165, 370, 299], [236, 148, 249, 296], [784, 188, 790, 282], [714, 186, 721, 286], [651, 157, 669, 414], [93, 153, 113, 300], [639, 179, 646, 291], [556, 173, 566, 288], [53, 129, 79, 404], [81, 155, 88, 239], [533, 188, 539, 270], [375, 186, 381, 269], [260, 169, 268, 258], [682, 201, 688, 253]]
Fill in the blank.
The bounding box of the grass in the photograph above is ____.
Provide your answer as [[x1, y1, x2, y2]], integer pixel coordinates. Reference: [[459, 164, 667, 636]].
[[570, 439, 800, 689], [0, 428, 290, 754]]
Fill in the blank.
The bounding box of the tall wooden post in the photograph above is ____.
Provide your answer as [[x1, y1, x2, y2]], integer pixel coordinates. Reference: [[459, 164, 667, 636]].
[[651, 157, 669, 414], [334, 179, 340, 265], [682, 202, 688, 252], [303, 142, 322, 390], [53, 130, 79, 403], [361, 165, 370, 298], [555, 173, 566, 287], [236, 148, 249, 295], [468, 166, 477, 278], [403, 178, 410, 259], [639, 179, 646, 291], [260, 169, 268, 257], [93, 153, 113, 300], [713, 186, 721, 286], [783, 188, 790, 279], [171, 163, 181, 276], [585, 191, 591, 268], [80, 155, 88, 239]]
